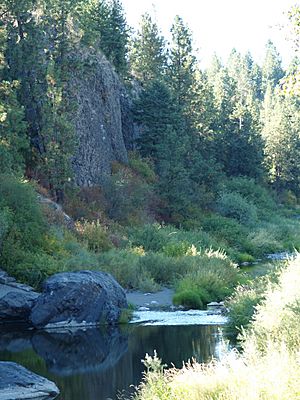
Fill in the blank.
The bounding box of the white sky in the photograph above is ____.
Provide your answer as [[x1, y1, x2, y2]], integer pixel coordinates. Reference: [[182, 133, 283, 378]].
[[122, 0, 298, 68]]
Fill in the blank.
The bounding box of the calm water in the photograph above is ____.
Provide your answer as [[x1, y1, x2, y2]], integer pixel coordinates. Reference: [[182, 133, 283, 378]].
[[0, 321, 224, 400]]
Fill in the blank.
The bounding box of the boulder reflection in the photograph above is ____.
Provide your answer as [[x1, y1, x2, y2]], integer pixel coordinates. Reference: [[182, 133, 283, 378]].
[[32, 326, 128, 376], [0, 324, 222, 400]]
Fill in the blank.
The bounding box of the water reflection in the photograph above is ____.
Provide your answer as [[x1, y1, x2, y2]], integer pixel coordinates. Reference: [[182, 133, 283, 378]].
[[32, 327, 128, 376], [0, 324, 223, 400]]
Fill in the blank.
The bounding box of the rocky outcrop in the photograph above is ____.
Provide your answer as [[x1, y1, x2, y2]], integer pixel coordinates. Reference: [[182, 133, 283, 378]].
[[68, 49, 133, 187], [0, 270, 39, 324], [30, 270, 127, 329], [0, 361, 59, 400]]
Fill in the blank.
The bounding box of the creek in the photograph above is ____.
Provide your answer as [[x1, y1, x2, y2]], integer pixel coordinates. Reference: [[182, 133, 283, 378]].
[[0, 312, 226, 400], [0, 252, 291, 400]]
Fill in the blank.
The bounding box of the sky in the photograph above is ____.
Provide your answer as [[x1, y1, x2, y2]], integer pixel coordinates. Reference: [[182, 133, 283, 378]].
[[122, 0, 298, 68]]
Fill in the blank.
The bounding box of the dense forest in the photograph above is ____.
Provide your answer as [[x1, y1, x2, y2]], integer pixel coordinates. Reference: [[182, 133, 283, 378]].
[[1, 0, 300, 307]]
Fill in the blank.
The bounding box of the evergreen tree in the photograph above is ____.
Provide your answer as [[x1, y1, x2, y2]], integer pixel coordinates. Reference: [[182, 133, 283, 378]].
[[262, 88, 300, 195], [129, 13, 167, 83], [0, 23, 28, 174], [262, 40, 284, 92], [168, 15, 197, 115], [207, 51, 264, 179], [82, 0, 129, 75]]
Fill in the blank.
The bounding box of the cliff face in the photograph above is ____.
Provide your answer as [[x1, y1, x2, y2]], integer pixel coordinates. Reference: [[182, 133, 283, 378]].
[[68, 49, 133, 187]]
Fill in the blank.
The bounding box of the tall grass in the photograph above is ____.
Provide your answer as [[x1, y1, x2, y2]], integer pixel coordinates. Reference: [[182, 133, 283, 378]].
[[132, 256, 300, 400]]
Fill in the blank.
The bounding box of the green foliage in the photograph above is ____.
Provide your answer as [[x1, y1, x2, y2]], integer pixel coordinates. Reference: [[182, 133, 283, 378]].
[[221, 177, 276, 213], [0, 81, 28, 175], [0, 175, 47, 255], [128, 152, 156, 183], [216, 192, 258, 225], [103, 165, 153, 224], [81, 0, 129, 75], [225, 280, 267, 335], [77, 220, 113, 252], [173, 255, 241, 308], [96, 249, 141, 289], [127, 224, 169, 252], [129, 12, 167, 82], [173, 289, 204, 309]]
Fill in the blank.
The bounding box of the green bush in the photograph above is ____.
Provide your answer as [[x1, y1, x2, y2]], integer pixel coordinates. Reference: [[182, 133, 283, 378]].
[[225, 282, 266, 335], [161, 241, 191, 257], [103, 167, 153, 225], [222, 177, 276, 214], [173, 289, 203, 309], [0, 207, 12, 247], [0, 175, 47, 256], [128, 152, 156, 183], [216, 191, 258, 226], [128, 224, 169, 252], [96, 249, 142, 289], [137, 252, 190, 285], [173, 254, 241, 308], [77, 220, 113, 252]]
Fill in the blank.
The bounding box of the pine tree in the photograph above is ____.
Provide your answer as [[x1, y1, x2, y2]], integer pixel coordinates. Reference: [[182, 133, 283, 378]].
[[168, 15, 197, 115], [262, 88, 300, 195], [207, 50, 265, 179], [82, 0, 129, 75], [262, 40, 284, 92], [0, 23, 28, 175], [129, 13, 167, 83]]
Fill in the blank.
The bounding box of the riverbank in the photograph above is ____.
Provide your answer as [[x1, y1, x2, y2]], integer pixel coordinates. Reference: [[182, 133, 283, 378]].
[[131, 256, 300, 400]]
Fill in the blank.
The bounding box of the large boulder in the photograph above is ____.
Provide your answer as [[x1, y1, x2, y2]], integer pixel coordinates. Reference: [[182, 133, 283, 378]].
[[0, 361, 59, 400], [0, 270, 39, 324], [30, 270, 127, 329]]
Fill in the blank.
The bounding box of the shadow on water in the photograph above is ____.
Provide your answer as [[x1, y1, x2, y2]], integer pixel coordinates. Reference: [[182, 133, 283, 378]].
[[0, 324, 223, 400]]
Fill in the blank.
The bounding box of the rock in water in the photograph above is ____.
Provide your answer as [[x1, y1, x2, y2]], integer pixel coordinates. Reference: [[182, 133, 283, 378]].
[[0, 361, 59, 400], [0, 270, 39, 324], [0, 291, 39, 323], [30, 270, 127, 329]]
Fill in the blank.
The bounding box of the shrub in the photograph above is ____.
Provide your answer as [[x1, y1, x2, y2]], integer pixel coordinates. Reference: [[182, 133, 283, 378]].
[[128, 152, 156, 183], [201, 214, 247, 251], [96, 249, 142, 289], [216, 191, 258, 226], [0, 175, 47, 255], [10, 252, 63, 289], [128, 224, 169, 252], [225, 280, 267, 335], [222, 177, 276, 213], [162, 241, 191, 257], [103, 168, 153, 224], [0, 207, 12, 248], [173, 290, 203, 309], [137, 252, 190, 285], [76, 220, 113, 252], [173, 254, 241, 308]]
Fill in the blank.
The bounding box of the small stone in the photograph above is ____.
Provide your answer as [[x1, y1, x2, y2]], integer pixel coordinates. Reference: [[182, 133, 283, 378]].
[[207, 302, 220, 307], [138, 307, 150, 311]]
